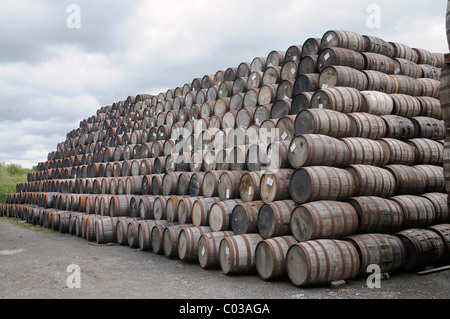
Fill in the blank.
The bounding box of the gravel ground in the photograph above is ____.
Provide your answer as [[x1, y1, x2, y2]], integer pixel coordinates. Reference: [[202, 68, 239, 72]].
[[0, 217, 449, 300]]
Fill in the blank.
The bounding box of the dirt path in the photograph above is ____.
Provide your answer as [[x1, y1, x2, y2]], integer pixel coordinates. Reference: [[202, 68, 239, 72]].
[[0, 218, 449, 300]]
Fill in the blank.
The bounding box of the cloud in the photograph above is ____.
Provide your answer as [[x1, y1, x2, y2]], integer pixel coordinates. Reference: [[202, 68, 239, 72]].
[[0, 0, 447, 168]]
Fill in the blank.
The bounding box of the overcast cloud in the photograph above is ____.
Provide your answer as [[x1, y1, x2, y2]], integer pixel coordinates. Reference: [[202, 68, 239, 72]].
[[0, 0, 447, 168]]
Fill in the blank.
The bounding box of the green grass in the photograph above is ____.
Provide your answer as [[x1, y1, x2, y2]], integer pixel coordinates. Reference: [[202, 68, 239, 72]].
[[0, 163, 35, 203]]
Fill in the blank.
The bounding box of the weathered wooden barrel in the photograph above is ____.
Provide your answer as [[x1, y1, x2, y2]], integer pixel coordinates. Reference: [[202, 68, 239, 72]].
[[258, 200, 297, 239], [347, 196, 404, 234], [151, 174, 164, 195], [163, 224, 193, 258], [395, 228, 445, 271], [209, 199, 243, 232], [109, 195, 131, 217], [389, 42, 419, 63], [150, 222, 175, 254], [239, 171, 263, 202], [416, 96, 442, 120], [301, 38, 321, 57], [414, 164, 445, 193], [363, 35, 394, 57], [321, 30, 366, 52], [421, 193, 449, 224], [293, 74, 319, 95], [289, 166, 355, 204], [385, 165, 427, 195], [259, 169, 293, 203], [219, 234, 264, 275], [188, 172, 206, 197], [311, 86, 363, 113], [286, 239, 360, 286], [247, 71, 263, 89], [345, 233, 406, 274], [361, 52, 395, 73], [319, 66, 368, 91], [266, 50, 286, 67], [364, 70, 398, 93], [294, 108, 352, 138], [115, 218, 135, 245], [290, 201, 359, 242], [275, 115, 296, 142], [202, 170, 224, 198], [348, 112, 387, 140], [266, 140, 291, 169], [230, 201, 264, 235], [166, 196, 185, 223], [126, 219, 141, 248], [177, 197, 200, 224], [381, 115, 415, 140], [138, 219, 167, 251], [360, 91, 394, 115], [345, 165, 396, 198], [391, 195, 436, 229], [427, 224, 450, 260], [298, 55, 318, 75], [288, 134, 349, 169], [198, 231, 235, 269], [176, 172, 194, 196], [192, 197, 220, 227], [381, 138, 416, 165], [390, 94, 422, 118], [285, 45, 302, 62], [96, 217, 121, 244], [390, 75, 421, 96], [416, 78, 440, 99], [411, 117, 446, 140], [138, 196, 156, 220], [255, 236, 298, 280], [290, 92, 313, 115], [342, 137, 388, 166], [393, 58, 422, 78], [178, 226, 212, 261], [318, 47, 365, 72]]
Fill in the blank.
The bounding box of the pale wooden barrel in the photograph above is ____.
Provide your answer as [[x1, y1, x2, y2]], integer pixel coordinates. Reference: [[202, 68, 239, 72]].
[[360, 91, 394, 115], [259, 169, 294, 203], [255, 236, 298, 280], [151, 222, 176, 254], [209, 199, 243, 232], [289, 166, 355, 205], [239, 171, 263, 202], [345, 165, 396, 198], [348, 112, 387, 140], [385, 165, 427, 195], [290, 201, 359, 242], [178, 226, 212, 261], [341, 137, 388, 166], [391, 195, 436, 229], [321, 30, 366, 52], [378, 138, 416, 166], [138, 219, 167, 251], [163, 224, 193, 258], [288, 134, 349, 169], [219, 234, 264, 275], [294, 108, 352, 138], [198, 231, 235, 269], [286, 239, 360, 286], [311, 86, 363, 113], [390, 94, 422, 118], [192, 197, 220, 227], [319, 65, 368, 91], [318, 47, 365, 72]]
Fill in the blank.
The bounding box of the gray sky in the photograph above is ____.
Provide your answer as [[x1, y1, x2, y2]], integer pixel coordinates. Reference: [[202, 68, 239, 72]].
[[0, 0, 447, 168]]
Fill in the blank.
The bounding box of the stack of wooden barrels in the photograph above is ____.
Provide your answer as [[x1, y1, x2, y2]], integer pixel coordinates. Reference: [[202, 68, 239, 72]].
[[2, 29, 450, 287]]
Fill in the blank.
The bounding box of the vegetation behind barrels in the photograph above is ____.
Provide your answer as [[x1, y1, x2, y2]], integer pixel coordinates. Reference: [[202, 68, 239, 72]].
[[0, 163, 35, 203]]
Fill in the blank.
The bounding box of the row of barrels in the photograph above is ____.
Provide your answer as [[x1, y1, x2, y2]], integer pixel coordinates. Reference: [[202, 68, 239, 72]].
[[1, 203, 448, 286], [45, 81, 441, 164], [5, 187, 449, 241], [17, 162, 446, 204], [67, 30, 442, 134], [31, 107, 445, 180]]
